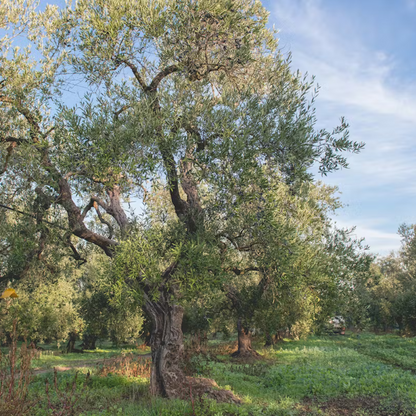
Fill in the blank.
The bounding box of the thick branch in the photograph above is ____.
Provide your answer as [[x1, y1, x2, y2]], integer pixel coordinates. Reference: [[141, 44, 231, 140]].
[[84, 189, 129, 238], [147, 65, 179, 93], [184, 124, 208, 153], [122, 60, 179, 94], [1, 91, 118, 259], [160, 147, 188, 219], [56, 177, 118, 257], [120, 60, 147, 90], [81, 199, 96, 220], [0, 136, 28, 145], [90, 196, 109, 211], [106, 186, 129, 235], [162, 262, 178, 283]]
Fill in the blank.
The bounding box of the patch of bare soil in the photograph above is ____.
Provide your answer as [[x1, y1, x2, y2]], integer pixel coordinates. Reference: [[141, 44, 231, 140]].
[[301, 396, 415, 415], [33, 360, 104, 375]]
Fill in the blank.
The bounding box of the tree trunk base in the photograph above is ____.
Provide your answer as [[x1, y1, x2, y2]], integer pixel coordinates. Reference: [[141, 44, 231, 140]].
[[232, 319, 260, 358], [264, 332, 284, 347], [185, 377, 241, 404], [144, 293, 188, 398], [231, 348, 260, 358]]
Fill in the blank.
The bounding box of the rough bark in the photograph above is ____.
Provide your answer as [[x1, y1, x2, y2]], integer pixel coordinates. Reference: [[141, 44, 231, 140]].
[[66, 332, 77, 353], [264, 331, 273, 347], [264, 331, 284, 347], [107, 187, 128, 228], [231, 318, 259, 357], [143, 289, 187, 398]]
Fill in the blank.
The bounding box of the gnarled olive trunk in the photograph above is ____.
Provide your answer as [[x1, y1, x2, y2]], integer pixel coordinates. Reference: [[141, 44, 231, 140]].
[[264, 331, 274, 347], [143, 290, 186, 398], [232, 318, 259, 357], [264, 331, 284, 347], [66, 332, 77, 353]]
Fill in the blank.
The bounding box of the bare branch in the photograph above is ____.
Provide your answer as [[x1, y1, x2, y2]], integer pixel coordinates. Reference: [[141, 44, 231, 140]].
[[114, 104, 130, 119], [93, 201, 114, 239], [42, 126, 55, 139], [64, 233, 87, 265], [91, 196, 109, 212], [140, 184, 149, 203], [81, 199, 95, 220], [237, 242, 261, 252], [120, 59, 147, 91], [0, 203, 67, 230]]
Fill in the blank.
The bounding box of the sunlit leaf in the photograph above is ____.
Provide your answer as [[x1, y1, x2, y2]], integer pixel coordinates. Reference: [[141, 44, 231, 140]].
[[0, 288, 19, 299]]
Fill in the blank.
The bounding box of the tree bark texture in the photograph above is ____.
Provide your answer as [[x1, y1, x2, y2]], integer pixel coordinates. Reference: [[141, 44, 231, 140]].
[[232, 318, 259, 357], [66, 332, 77, 353], [143, 289, 187, 398], [264, 331, 284, 346]]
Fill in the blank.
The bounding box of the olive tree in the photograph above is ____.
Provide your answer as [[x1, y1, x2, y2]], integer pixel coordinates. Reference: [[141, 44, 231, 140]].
[[1, 0, 363, 397], [79, 255, 144, 349], [0, 278, 83, 348], [222, 181, 372, 353]]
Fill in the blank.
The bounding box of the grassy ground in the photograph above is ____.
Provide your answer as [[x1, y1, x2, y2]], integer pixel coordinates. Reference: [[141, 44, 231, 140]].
[[4, 332, 416, 415]]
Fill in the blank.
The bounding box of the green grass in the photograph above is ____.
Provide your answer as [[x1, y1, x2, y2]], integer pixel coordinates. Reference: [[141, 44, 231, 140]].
[[31, 345, 151, 370], [4, 332, 416, 415]]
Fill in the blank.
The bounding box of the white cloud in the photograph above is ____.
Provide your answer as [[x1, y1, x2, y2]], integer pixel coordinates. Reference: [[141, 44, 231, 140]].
[[270, 0, 416, 254], [333, 218, 402, 256], [272, 0, 416, 123]]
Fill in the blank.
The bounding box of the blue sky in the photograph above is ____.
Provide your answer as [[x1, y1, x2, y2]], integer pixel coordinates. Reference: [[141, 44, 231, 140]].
[[261, 0, 416, 256]]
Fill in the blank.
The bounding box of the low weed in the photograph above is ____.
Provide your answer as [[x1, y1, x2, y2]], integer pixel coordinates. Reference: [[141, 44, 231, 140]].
[[44, 369, 91, 415], [3, 332, 416, 415], [97, 353, 151, 378], [0, 321, 35, 416]]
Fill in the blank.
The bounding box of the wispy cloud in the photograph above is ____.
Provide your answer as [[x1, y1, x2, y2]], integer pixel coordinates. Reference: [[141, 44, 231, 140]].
[[270, 0, 416, 255], [272, 0, 416, 123], [333, 218, 402, 256]]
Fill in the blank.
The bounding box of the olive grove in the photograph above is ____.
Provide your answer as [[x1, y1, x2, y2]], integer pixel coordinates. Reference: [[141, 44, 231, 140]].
[[0, 0, 365, 398]]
